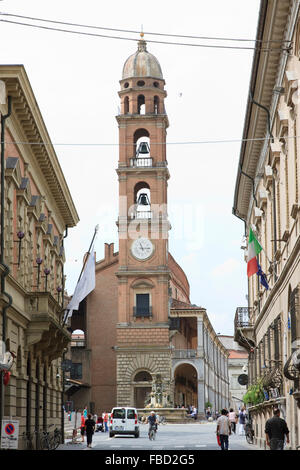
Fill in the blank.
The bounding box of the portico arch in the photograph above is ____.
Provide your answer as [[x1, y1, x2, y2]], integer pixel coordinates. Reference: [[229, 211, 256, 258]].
[[173, 363, 198, 409]]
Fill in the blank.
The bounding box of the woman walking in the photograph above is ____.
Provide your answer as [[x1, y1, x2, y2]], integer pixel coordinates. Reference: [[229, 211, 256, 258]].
[[80, 411, 86, 442], [85, 413, 96, 448]]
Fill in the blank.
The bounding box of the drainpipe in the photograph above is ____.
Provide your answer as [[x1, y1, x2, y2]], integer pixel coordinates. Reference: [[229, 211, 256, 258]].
[[61, 224, 68, 445], [0, 95, 12, 428]]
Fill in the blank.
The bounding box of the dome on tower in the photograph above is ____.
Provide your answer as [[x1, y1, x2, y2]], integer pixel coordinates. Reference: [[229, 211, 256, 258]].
[[122, 37, 163, 80]]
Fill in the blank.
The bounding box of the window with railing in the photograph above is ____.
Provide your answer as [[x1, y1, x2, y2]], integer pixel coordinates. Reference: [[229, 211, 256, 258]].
[[134, 293, 152, 318]]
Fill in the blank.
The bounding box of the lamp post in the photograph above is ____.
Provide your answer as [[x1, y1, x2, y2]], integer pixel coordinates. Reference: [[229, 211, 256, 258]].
[[43, 268, 50, 291], [35, 257, 43, 290]]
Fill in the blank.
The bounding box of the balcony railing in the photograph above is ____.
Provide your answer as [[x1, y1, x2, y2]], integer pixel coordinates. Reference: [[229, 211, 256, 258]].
[[130, 210, 153, 219], [173, 349, 197, 359], [129, 158, 168, 168], [133, 306, 153, 318], [234, 307, 253, 329], [130, 157, 153, 167]]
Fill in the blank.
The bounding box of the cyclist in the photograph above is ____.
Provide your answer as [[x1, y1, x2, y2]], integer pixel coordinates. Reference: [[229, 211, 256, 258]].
[[147, 411, 158, 437]]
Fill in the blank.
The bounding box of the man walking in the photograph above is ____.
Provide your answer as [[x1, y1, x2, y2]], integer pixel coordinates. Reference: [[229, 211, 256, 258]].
[[216, 408, 231, 450], [265, 408, 289, 450]]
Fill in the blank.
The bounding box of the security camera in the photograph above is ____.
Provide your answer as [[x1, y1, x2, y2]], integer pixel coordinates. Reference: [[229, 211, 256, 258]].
[[242, 365, 247, 373], [56, 373, 60, 379]]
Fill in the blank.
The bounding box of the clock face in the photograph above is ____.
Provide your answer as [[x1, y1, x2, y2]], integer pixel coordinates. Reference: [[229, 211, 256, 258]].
[[131, 237, 154, 260]]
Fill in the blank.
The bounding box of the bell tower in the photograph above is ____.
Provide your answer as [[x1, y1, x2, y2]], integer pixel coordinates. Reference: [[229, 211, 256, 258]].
[[115, 35, 172, 408]]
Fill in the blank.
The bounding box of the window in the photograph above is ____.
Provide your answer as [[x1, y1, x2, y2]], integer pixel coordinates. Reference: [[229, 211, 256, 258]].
[[137, 80, 145, 86], [134, 371, 152, 382], [127, 409, 136, 419], [112, 408, 126, 419], [135, 293, 150, 317], [124, 96, 129, 114], [70, 363, 82, 380], [137, 95, 145, 114]]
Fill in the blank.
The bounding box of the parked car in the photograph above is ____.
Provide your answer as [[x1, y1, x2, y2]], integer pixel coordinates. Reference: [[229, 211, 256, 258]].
[[109, 407, 139, 438]]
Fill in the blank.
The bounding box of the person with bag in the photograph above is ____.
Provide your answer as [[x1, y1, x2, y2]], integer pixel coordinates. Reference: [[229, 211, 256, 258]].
[[85, 413, 96, 448], [216, 409, 232, 450]]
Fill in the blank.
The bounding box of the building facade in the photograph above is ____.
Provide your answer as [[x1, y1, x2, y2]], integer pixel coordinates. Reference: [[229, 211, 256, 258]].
[[0, 66, 79, 448], [218, 336, 248, 411], [233, 0, 300, 449], [69, 38, 229, 419]]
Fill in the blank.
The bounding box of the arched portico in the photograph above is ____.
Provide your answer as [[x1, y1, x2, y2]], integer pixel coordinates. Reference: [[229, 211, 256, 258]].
[[173, 362, 198, 409]]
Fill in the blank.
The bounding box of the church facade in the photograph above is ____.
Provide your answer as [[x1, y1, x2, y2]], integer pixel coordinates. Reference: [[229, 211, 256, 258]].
[[69, 38, 229, 419]]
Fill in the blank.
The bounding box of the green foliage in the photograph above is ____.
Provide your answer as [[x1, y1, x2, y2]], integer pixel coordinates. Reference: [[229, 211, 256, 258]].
[[242, 379, 265, 406], [205, 402, 212, 409]]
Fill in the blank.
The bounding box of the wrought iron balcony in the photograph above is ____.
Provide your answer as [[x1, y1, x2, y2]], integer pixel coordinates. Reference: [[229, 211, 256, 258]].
[[234, 307, 255, 350], [234, 307, 253, 328], [133, 306, 153, 318]]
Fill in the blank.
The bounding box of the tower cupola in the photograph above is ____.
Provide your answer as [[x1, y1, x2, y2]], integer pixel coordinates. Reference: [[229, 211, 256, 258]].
[[122, 36, 163, 80]]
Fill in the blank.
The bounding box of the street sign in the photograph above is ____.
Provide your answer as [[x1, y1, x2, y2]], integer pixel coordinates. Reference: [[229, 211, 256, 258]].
[[1, 419, 19, 449]]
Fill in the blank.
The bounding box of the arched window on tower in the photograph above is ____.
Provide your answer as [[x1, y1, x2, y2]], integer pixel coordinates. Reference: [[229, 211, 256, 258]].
[[137, 95, 145, 115], [131, 129, 152, 167], [154, 96, 159, 114], [133, 182, 151, 219], [124, 96, 129, 114]]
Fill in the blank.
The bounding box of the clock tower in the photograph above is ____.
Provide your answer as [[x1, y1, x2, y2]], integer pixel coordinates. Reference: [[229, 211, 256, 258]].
[[115, 36, 172, 408]]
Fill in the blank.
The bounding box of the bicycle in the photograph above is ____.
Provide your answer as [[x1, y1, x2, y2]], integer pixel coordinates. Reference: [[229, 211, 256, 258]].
[[22, 431, 34, 450], [39, 424, 58, 450], [22, 429, 40, 450], [148, 424, 157, 441], [51, 427, 62, 449]]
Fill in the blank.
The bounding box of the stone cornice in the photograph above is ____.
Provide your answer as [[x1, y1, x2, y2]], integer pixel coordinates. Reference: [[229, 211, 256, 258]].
[[0, 65, 79, 227], [233, 0, 293, 220]]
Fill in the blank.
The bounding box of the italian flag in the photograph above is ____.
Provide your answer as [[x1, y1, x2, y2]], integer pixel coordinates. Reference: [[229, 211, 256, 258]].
[[247, 227, 262, 277]]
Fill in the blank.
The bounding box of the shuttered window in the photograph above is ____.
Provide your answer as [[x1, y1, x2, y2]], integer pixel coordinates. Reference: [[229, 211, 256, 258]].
[[135, 294, 150, 317]]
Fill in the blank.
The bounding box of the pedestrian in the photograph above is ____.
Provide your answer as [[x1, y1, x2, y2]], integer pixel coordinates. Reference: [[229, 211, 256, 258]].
[[216, 408, 232, 450], [103, 411, 109, 432], [228, 408, 237, 434], [238, 406, 246, 435], [80, 410, 86, 442], [206, 407, 211, 420], [265, 408, 290, 450], [83, 405, 88, 419], [85, 413, 96, 448], [147, 411, 159, 437]]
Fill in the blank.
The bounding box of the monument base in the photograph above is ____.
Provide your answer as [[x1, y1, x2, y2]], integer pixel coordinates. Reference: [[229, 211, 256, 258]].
[[137, 408, 192, 423]]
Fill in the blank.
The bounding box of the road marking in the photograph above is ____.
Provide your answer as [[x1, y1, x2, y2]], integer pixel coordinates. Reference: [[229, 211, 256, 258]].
[[195, 445, 207, 447]]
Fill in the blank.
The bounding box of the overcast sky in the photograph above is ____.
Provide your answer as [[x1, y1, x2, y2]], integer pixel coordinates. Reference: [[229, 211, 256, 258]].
[[0, 0, 261, 335]]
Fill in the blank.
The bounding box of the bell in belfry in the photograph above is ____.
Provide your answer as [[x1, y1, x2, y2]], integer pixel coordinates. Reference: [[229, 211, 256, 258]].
[[137, 141, 150, 155], [137, 193, 150, 206]]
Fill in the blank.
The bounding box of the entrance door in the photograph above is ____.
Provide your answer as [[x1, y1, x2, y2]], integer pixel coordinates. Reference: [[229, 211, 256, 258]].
[[134, 387, 151, 408]]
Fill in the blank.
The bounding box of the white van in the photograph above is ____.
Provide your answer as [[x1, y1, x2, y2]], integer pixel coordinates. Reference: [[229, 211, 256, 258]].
[[109, 407, 139, 438]]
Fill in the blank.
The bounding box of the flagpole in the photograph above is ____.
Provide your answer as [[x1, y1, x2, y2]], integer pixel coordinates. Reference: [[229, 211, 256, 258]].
[[76, 224, 99, 284], [62, 224, 99, 326]]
